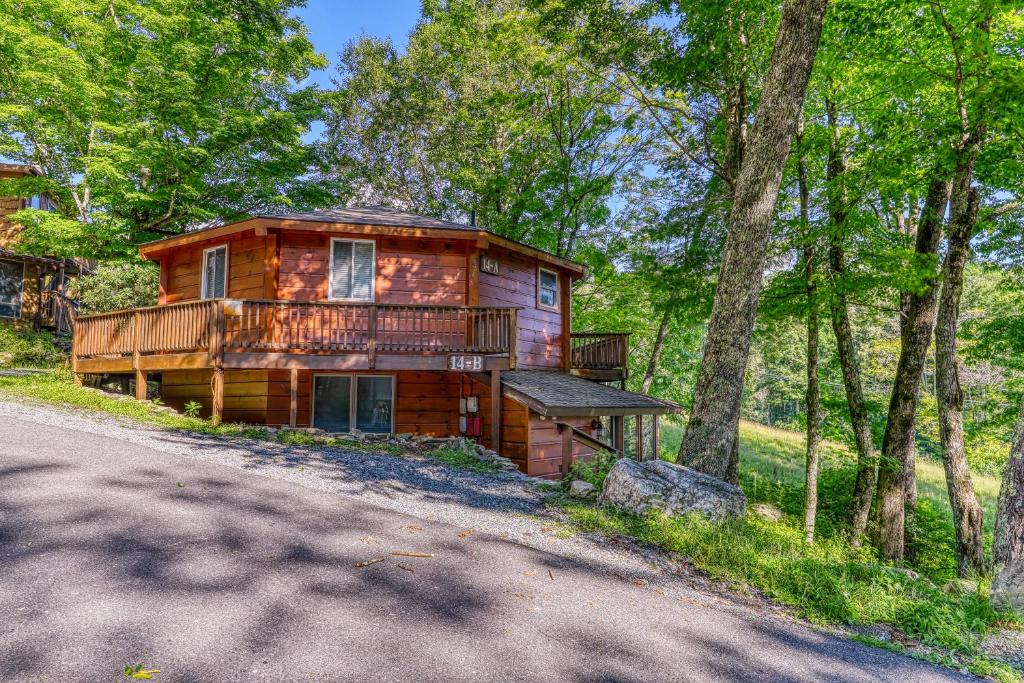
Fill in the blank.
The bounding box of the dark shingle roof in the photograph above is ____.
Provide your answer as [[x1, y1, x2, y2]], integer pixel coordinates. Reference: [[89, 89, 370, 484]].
[[259, 206, 477, 233], [501, 370, 681, 416]]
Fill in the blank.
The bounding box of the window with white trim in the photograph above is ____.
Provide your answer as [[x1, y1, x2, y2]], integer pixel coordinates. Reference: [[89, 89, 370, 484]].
[[330, 239, 375, 301], [538, 267, 559, 310], [201, 245, 227, 299]]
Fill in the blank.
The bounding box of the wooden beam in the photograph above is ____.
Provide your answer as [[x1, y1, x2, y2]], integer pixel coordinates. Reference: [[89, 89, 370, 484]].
[[466, 248, 480, 306], [264, 230, 280, 300], [135, 370, 147, 401], [289, 368, 298, 427], [158, 257, 169, 305], [560, 272, 571, 371], [559, 423, 573, 478], [635, 415, 644, 462], [73, 357, 135, 374], [652, 414, 660, 461], [136, 352, 211, 371], [490, 369, 501, 452], [613, 415, 625, 454], [367, 306, 377, 370], [211, 368, 224, 426]]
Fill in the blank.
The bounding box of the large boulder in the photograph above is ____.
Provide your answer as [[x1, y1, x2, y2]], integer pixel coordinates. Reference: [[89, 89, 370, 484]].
[[599, 458, 746, 522]]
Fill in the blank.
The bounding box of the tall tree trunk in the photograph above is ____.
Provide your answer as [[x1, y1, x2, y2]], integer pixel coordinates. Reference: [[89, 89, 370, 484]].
[[641, 309, 671, 396], [678, 0, 829, 479], [874, 179, 949, 563], [824, 98, 876, 544], [936, 138, 985, 576], [798, 124, 821, 544], [993, 395, 1024, 607], [828, 243, 876, 544]]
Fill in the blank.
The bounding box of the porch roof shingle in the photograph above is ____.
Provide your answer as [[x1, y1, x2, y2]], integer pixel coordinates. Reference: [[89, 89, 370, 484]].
[[500, 370, 682, 417]]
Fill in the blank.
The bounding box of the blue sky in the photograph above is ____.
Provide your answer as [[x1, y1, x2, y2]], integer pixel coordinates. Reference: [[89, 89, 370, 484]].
[[295, 1, 423, 89]]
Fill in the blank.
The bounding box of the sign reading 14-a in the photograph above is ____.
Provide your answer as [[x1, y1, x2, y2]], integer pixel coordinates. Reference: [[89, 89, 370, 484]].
[[448, 355, 483, 371]]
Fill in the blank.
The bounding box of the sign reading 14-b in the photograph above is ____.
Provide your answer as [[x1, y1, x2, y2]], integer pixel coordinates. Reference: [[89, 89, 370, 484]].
[[448, 355, 483, 371]]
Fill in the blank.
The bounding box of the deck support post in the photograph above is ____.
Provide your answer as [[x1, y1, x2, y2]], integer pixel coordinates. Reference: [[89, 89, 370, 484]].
[[652, 415, 660, 461], [612, 415, 625, 455], [635, 415, 644, 462], [289, 368, 299, 427], [135, 370, 147, 401], [211, 368, 224, 426], [490, 369, 501, 451], [559, 423, 572, 478]]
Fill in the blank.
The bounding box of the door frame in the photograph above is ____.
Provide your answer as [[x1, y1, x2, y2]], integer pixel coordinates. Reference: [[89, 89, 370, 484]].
[[310, 372, 395, 433]]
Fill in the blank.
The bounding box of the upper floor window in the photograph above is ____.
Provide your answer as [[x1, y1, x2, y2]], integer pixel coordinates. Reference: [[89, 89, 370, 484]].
[[538, 267, 559, 311], [330, 238, 375, 301], [201, 245, 227, 299], [26, 195, 51, 211]]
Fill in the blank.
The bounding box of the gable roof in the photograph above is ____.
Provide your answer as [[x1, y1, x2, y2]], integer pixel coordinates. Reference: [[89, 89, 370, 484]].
[[259, 206, 480, 232], [138, 206, 585, 275], [501, 370, 682, 417]]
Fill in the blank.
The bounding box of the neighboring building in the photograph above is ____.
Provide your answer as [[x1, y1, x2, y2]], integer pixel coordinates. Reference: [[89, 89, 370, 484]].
[[0, 163, 78, 333], [71, 207, 679, 477]]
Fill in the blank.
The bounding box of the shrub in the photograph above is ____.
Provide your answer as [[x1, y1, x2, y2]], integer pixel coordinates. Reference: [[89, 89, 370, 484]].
[[70, 261, 159, 314], [0, 325, 65, 368], [183, 400, 203, 418], [568, 450, 619, 490]]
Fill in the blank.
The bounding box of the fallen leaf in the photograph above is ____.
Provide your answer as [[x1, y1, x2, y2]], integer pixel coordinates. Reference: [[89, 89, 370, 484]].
[[402, 525, 423, 534], [397, 563, 415, 572], [458, 529, 474, 538], [359, 536, 378, 545], [523, 570, 537, 577], [354, 557, 386, 568]]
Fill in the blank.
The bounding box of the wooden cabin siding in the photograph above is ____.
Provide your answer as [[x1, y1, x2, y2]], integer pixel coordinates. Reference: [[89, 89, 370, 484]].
[[161, 232, 268, 303], [526, 414, 597, 479], [161, 369, 273, 423], [477, 248, 566, 369], [276, 231, 468, 305]]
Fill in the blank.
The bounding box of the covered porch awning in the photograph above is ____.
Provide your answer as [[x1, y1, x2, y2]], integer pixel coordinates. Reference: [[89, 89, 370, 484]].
[[500, 370, 681, 417]]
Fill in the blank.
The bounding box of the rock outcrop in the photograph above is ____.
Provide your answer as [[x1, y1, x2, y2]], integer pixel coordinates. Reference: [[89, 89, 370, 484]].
[[599, 458, 746, 521]]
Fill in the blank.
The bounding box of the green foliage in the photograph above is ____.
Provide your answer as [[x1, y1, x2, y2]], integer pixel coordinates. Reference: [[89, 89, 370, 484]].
[[70, 262, 159, 314], [567, 450, 618, 491], [183, 401, 202, 419], [122, 664, 160, 680], [0, 0, 332, 256], [426, 442, 503, 473], [0, 325, 65, 368]]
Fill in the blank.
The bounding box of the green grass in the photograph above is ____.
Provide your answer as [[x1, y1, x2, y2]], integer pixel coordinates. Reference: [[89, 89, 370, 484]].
[[560, 416, 1021, 679], [426, 444, 504, 472], [0, 370, 401, 455], [0, 324, 65, 368]]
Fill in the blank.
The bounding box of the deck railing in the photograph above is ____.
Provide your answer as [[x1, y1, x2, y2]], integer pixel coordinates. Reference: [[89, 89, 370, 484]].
[[38, 290, 76, 335], [569, 332, 630, 371], [73, 299, 519, 362]]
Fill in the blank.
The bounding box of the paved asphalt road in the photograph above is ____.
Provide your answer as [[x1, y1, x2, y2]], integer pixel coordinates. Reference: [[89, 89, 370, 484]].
[[0, 412, 975, 682]]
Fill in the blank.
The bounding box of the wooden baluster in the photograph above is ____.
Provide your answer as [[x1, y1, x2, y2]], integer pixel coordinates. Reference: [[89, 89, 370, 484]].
[[367, 306, 377, 369]]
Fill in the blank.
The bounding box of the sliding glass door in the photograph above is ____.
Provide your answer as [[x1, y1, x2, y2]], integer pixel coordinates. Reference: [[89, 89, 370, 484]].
[[312, 375, 394, 434]]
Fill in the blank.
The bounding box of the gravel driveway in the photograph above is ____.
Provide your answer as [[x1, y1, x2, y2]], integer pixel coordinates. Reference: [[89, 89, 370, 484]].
[[0, 400, 976, 682]]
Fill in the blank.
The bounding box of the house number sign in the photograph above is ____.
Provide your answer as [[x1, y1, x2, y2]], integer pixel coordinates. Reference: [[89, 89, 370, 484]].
[[480, 255, 499, 275], [448, 355, 484, 371]]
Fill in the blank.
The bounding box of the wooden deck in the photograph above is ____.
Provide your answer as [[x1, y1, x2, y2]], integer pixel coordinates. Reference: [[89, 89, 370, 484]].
[[73, 299, 521, 376], [568, 332, 630, 382]]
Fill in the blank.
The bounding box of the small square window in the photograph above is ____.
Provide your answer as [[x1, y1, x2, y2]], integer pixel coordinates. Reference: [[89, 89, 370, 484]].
[[538, 268, 559, 310]]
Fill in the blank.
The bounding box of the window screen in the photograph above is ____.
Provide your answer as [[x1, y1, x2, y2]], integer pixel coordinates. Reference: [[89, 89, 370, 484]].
[[356, 376, 393, 433], [539, 269, 558, 309], [202, 246, 227, 299], [331, 239, 375, 301], [312, 376, 352, 432], [0, 259, 23, 318]]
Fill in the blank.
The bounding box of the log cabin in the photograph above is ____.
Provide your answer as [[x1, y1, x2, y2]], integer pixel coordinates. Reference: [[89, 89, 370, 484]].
[[0, 163, 78, 334], [71, 207, 680, 478]]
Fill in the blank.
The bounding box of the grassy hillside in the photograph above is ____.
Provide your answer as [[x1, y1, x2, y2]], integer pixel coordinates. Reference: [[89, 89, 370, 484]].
[[560, 417, 1018, 679]]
